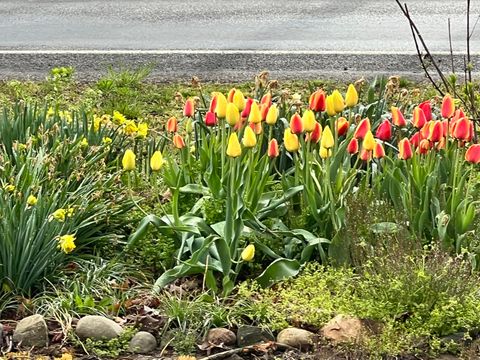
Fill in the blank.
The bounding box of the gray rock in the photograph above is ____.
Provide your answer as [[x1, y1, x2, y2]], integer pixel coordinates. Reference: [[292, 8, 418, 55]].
[[0, 323, 3, 347], [13, 314, 48, 348], [75, 315, 123, 341], [236, 325, 274, 347], [321, 314, 365, 343], [129, 331, 157, 354], [277, 327, 316, 349], [206, 328, 236, 346]]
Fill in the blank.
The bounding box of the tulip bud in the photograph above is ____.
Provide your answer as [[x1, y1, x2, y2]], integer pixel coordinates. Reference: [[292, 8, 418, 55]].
[[417, 139, 430, 155], [326, 95, 336, 117], [319, 146, 332, 159], [452, 117, 471, 141], [122, 149, 136, 171], [308, 122, 322, 143], [419, 101, 432, 122], [284, 129, 299, 152], [166, 116, 178, 133], [428, 121, 443, 142], [215, 93, 228, 118], [183, 99, 195, 117], [265, 104, 279, 125], [27, 194, 38, 206], [150, 151, 164, 171], [363, 130, 376, 151], [320, 126, 335, 149], [241, 244, 255, 261], [391, 106, 407, 127], [309, 90, 326, 112], [209, 94, 218, 113], [373, 142, 385, 159], [398, 138, 413, 160], [205, 111, 217, 127], [185, 118, 193, 133], [226, 103, 240, 126], [375, 120, 392, 141], [227, 88, 236, 102], [233, 89, 246, 111], [241, 98, 254, 118], [260, 103, 270, 121], [268, 139, 280, 158], [242, 126, 257, 148], [441, 94, 455, 119], [248, 101, 262, 124], [173, 134, 185, 149], [261, 92, 272, 107], [332, 90, 345, 113], [353, 118, 371, 139], [410, 132, 421, 148], [345, 84, 358, 108], [290, 113, 304, 134], [465, 144, 480, 164], [347, 138, 359, 154], [226, 133, 242, 157], [412, 107, 426, 128], [336, 117, 349, 137], [360, 148, 371, 161], [302, 110, 316, 132]]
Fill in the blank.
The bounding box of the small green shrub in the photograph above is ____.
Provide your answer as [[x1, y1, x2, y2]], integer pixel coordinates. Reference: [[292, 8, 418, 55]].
[[71, 326, 137, 358]]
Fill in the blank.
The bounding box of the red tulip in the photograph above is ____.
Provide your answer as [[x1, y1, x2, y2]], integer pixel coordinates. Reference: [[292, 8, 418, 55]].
[[268, 139, 280, 158], [308, 122, 322, 143], [412, 107, 426, 129], [437, 137, 446, 150], [419, 101, 432, 121], [391, 106, 407, 127], [441, 94, 455, 119], [373, 142, 385, 159], [453, 109, 466, 122], [290, 113, 304, 134], [209, 94, 218, 112], [398, 138, 413, 160], [336, 117, 349, 137], [173, 134, 185, 149], [249, 121, 263, 135], [205, 111, 217, 127], [410, 132, 421, 148], [375, 120, 392, 141], [183, 99, 195, 117], [260, 103, 270, 121], [360, 148, 371, 161], [227, 88, 236, 102], [428, 121, 443, 142], [261, 92, 272, 107], [353, 118, 371, 139], [442, 120, 449, 138], [347, 138, 359, 154], [241, 98, 254, 118], [166, 116, 178, 133], [309, 89, 326, 112], [417, 139, 431, 155], [452, 117, 471, 141], [465, 144, 480, 163]]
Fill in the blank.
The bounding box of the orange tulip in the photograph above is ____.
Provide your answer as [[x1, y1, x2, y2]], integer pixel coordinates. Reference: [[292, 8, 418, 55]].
[[391, 106, 407, 127], [360, 148, 371, 161], [398, 138, 413, 160], [260, 103, 270, 121], [309, 89, 326, 112], [290, 113, 304, 134], [347, 138, 359, 154], [375, 120, 392, 141], [261, 92, 272, 107], [428, 121, 443, 142], [373, 142, 385, 159], [412, 107, 426, 129], [441, 94, 455, 119], [452, 117, 471, 141], [308, 122, 322, 143], [417, 139, 431, 155], [166, 116, 178, 133], [419, 101, 432, 121], [183, 99, 195, 117], [410, 132, 421, 148], [209, 94, 218, 112], [465, 144, 480, 163], [227, 88, 236, 103], [268, 139, 280, 158], [173, 134, 185, 149], [241, 98, 254, 118], [353, 118, 371, 139], [336, 117, 349, 137]]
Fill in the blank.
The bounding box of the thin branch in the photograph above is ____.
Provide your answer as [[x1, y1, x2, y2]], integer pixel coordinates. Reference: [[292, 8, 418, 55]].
[[469, 14, 480, 38], [448, 18, 455, 73]]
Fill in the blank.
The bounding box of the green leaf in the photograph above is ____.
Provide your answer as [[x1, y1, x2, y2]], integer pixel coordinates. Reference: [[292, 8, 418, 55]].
[[256, 258, 301, 287]]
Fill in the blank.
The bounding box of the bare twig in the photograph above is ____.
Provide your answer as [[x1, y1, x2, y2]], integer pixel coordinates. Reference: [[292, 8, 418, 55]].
[[448, 18, 455, 73], [200, 342, 297, 360]]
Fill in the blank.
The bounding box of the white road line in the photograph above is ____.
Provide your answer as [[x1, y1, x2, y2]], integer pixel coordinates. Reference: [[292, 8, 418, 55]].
[[0, 49, 477, 56]]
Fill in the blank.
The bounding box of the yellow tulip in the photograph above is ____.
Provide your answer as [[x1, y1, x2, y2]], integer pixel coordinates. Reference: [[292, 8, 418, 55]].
[[226, 103, 240, 126], [265, 104, 279, 125], [122, 149, 136, 171], [302, 110, 316, 132], [345, 84, 358, 108], [214, 93, 228, 118], [150, 151, 164, 171], [241, 244, 255, 262], [363, 130, 376, 151], [242, 126, 257, 148], [326, 95, 337, 117], [233, 90, 246, 111], [284, 129, 299, 152], [332, 90, 345, 113], [319, 147, 332, 159], [320, 126, 334, 149], [27, 195, 38, 206], [248, 102, 262, 124], [226, 133, 242, 157]]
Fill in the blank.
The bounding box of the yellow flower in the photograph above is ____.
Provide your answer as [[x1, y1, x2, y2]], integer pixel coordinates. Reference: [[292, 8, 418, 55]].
[[122, 149, 136, 171], [59, 111, 72, 123], [226, 133, 242, 158], [27, 195, 38, 206], [242, 126, 257, 148], [214, 92, 228, 118], [319, 147, 332, 159], [4, 184, 15, 193], [54, 353, 73, 360], [80, 137, 88, 148], [226, 103, 240, 126], [102, 137, 112, 145], [58, 234, 76, 254], [124, 120, 138, 136], [265, 104, 279, 125], [284, 129, 299, 152], [93, 116, 101, 132], [52, 208, 66, 222], [345, 84, 359, 108], [320, 126, 334, 149], [47, 107, 55, 117], [248, 102, 262, 124], [137, 123, 148, 138], [241, 244, 255, 262], [67, 207, 75, 217], [326, 95, 336, 117], [233, 90, 246, 111], [302, 110, 316, 132], [363, 130, 376, 151], [150, 151, 164, 171], [331, 90, 345, 113], [185, 119, 193, 133], [113, 110, 126, 125]]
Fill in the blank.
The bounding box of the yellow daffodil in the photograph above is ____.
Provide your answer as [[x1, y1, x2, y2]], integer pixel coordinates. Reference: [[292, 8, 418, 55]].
[[102, 137, 112, 145], [226, 133, 242, 157], [80, 137, 88, 148], [58, 234, 76, 254], [27, 195, 38, 206], [93, 116, 101, 132], [124, 120, 138, 136], [113, 110, 126, 125], [52, 208, 66, 222], [137, 123, 148, 138], [4, 184, 15, 193], [122, 149, 136, 171]]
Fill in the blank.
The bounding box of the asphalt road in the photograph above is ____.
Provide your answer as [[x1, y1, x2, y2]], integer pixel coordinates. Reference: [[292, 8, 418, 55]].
[[0, 0, 479, 81]]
